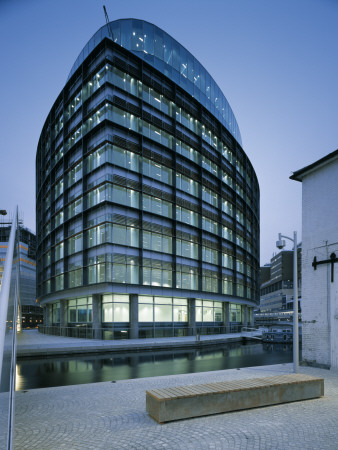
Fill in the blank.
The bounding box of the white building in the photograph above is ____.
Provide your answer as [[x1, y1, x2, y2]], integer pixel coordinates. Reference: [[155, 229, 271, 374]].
[[291, 149, 338, 369]]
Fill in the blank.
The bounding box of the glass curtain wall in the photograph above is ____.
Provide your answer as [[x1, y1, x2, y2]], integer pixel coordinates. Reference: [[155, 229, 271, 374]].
[[36, 19, 260, 341]]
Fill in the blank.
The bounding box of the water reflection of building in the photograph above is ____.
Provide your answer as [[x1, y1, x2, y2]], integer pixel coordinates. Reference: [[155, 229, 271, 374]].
[[16, 342, 293, 390], [36, 19, 260, 340], [0, 222, 43, 328]]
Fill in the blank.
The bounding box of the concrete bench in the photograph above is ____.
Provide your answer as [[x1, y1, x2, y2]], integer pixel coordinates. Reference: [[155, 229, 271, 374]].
[[146, 373, 324, 423]]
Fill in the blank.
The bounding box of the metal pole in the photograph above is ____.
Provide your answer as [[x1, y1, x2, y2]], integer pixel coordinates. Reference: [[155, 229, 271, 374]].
[[0, 208, 18, 383], [293, 231, 299, 373]]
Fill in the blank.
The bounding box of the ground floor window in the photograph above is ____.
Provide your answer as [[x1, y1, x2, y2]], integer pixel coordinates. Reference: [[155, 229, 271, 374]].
[[196, 300, 223, 322], [47, 295, 248, 333], [68, 297, 92, 323], [248, 307, 253, 324], [102, 294, 129, 322], [51, 302, 60, 324], [138, 296, 188, 322]]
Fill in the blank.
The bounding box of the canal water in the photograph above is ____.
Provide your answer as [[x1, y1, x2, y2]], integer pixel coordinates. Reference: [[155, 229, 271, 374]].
[[16, 342, 295, 390]]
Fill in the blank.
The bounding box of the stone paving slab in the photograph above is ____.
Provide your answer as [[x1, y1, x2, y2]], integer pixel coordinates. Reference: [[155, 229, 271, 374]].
[[11, 364, 338, 449]]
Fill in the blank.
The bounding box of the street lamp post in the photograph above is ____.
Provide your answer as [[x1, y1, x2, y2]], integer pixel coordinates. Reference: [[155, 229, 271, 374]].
[[276, 231, 299, 373]]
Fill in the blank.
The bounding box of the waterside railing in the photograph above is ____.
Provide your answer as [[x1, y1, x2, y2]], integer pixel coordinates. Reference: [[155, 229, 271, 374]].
[[38, 324, 248, 340], [0, 209, 20, 450]]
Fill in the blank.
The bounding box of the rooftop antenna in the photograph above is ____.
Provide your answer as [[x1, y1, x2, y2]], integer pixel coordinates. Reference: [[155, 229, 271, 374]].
[[103, 5, 114, 40]]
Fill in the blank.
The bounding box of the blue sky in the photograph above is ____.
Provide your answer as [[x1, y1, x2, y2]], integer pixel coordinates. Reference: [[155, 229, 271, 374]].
[[1, 0, 337, 264]]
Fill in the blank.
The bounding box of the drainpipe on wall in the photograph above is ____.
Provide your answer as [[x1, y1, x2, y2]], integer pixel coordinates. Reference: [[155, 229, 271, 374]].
[[325, 241, 332, 368]]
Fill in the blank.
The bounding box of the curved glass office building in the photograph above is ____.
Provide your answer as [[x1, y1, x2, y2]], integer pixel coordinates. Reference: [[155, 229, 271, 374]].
[[36, 19, 259, 339]]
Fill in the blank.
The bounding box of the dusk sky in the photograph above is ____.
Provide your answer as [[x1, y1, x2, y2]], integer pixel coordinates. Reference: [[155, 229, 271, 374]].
[[1, 0, 337, 264]]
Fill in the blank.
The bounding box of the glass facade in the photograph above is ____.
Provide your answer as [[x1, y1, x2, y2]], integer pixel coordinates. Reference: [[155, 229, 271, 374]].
[[36, 19, 259, 338], [0, 227, 42, 327], [138, 296, 188, 322], [67, 19, 242, 145]]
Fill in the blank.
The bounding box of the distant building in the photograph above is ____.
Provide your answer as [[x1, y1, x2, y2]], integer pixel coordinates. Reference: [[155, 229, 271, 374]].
[[36, 19, 260, 339], [259, 250, 301, 313], [260, 264, 271, 285], [0, 224, 42, 328], [291, 149, 338, 369]]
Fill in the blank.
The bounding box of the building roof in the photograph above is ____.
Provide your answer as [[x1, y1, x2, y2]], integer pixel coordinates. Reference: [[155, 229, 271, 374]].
[[290, 149, 338, 182], [67, 18, 242, 145]]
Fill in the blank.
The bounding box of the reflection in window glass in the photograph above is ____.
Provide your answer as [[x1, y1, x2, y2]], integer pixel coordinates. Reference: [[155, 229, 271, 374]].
[[67, 297, 92, 323]]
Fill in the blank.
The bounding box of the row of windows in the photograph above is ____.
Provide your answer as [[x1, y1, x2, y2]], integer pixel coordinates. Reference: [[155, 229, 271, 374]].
[[42, 143, 255, 246], [48, 224, 254, 271], [41, 211, 256, 270], [49, 183, 252, 239], [49, 63, 254, 191], [65, 20, 242, 142], [46, 204, 253, 257], [41, 260, 253, 299], [41, 201, 254, 255], [62, 102, 231, 186], [38, 49, 258, 304], [49, 295, 245, 324], [41, 257, 256, 299], [48, 143, 251, 219]]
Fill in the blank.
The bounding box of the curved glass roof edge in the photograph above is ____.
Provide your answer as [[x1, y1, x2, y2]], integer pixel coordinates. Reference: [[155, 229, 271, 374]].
[[67, 19, 242, 146]]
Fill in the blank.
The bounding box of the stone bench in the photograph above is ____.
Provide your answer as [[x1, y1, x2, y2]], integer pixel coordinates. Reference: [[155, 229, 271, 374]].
[[146, 373, 324, 423]]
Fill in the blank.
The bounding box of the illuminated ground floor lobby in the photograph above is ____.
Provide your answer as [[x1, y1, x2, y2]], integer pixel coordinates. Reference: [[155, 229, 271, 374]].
[[40, 294, 254, 340]]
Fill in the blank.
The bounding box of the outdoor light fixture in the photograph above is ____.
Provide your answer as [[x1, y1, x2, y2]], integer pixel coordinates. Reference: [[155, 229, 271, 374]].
[[276, 232, 299, 373]]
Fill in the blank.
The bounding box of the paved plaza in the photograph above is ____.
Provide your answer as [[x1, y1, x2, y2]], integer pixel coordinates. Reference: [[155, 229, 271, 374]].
[[13, 363, 338, 449]]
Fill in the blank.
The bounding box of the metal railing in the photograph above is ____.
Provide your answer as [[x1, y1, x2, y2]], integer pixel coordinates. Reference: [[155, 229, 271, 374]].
[[0, 208, 19, 450], [241, 326, 260, 333], [38, 323, 247, 340]]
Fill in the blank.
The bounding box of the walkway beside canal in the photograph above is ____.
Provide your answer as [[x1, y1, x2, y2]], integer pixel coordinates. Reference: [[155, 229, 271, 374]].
[[12, 363, 338, 449], [17, 329, 261, 357]]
